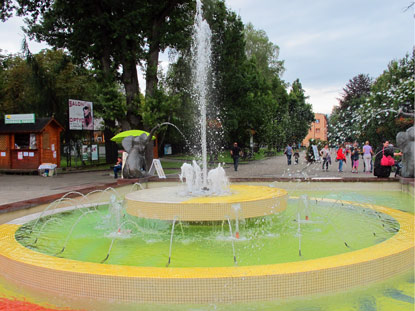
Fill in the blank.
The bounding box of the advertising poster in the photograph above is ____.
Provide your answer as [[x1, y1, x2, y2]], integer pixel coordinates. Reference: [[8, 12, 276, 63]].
[[82, 145, 90, 161], [91, 145, 98, 161], [69, 99, 94, 130]]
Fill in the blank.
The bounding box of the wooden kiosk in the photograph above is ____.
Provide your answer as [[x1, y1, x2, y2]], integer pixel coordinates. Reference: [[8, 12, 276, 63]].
[[0, 117, 64, 172]]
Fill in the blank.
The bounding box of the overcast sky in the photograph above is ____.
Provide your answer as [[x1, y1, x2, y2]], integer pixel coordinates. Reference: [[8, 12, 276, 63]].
[[226, 0, 414, 114], [0, 1, 413, 114]]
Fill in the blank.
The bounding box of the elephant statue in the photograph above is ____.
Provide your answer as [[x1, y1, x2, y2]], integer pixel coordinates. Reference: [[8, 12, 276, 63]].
[[122, 134, 152, 178], [120, 122, 179, 178], [396, 126, 415, 178]]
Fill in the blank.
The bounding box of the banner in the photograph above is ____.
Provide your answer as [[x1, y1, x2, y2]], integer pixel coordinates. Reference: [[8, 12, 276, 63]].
[[312, 145, 321, 161], [5, 114, 35, 124], [69, 99, 94, 130]]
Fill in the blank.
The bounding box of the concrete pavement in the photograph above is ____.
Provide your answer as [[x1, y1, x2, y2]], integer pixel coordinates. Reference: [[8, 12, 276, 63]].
[[224, 150, 379, 179], [0, 151, 395, 207]]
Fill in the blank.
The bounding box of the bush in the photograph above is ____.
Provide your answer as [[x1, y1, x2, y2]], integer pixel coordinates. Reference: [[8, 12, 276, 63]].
[[305, 139, 328, 163]]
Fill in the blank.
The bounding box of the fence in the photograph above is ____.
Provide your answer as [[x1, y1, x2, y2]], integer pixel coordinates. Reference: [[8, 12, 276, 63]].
[[61, 141, 107, 168]]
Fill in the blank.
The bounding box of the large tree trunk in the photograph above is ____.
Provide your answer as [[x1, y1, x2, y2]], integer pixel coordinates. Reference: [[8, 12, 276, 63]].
[[121, 57, 142, 130], [104, 119, 118, 164], [99, 51, 120, 164], [145, 32, 160, 100], [145, 1, 181, 100]]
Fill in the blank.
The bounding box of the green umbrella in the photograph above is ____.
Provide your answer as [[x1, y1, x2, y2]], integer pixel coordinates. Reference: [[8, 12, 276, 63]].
[[110, 130, 156, 143]]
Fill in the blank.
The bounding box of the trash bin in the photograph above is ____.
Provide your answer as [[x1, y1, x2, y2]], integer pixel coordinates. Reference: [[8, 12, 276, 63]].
[[38, 163, 57, 177]]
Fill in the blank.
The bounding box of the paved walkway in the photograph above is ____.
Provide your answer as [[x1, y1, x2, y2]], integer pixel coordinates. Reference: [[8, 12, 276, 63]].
[[224, 150, 378, 179], [0, 151, 392, 206]]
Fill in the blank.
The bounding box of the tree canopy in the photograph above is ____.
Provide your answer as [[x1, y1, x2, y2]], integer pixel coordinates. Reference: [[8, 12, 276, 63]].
[[1, 0, 316, 158], [328, 52, 414, 148]]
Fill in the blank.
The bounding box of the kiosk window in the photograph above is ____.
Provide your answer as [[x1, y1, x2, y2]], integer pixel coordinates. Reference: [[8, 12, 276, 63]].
[[14, 134, 30, 149]]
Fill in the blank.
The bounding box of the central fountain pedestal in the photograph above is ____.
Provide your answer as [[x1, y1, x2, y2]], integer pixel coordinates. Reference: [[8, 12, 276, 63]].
[[125, 185, 288, 221]]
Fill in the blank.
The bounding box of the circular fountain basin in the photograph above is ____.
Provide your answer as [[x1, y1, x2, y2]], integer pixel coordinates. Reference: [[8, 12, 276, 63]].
[[0, 196, 413, 304], [125, 184, 288, 221]]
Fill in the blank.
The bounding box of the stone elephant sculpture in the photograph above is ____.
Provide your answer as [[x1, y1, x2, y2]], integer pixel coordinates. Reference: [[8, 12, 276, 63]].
[[396, 126, 414, 178], [122, 134, 152, 179]]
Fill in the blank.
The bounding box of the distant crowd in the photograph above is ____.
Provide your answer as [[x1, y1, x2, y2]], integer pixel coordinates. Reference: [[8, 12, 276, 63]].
[[283, 140, 402, 178]]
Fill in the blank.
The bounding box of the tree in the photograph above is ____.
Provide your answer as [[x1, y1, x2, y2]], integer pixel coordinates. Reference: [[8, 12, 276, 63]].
[[144, 1, 195, 102], [328, 74, 373, 143], [0, 52, 33, 116], [358, 52, 414, 146], [328, 52, 414, 147], [244, 22, 284, 81], [338, 74, 372, 109], [286, 79, 314, 144], [4, 0, 194, 131], [0, 49, 96, 127]]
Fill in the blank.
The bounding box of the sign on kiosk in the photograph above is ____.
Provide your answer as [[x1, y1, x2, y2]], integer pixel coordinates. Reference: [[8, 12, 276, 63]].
[[69, 99, 94, 130], [4, 114, 35, 124]]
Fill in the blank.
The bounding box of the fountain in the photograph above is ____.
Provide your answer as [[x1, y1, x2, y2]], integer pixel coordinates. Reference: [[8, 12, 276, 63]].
[[0, 182, 413, 307], [0, 1, 412, 310]]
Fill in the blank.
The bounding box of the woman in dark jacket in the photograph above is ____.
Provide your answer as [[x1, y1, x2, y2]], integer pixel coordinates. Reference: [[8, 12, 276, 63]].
[[374, 140, 402, 178]]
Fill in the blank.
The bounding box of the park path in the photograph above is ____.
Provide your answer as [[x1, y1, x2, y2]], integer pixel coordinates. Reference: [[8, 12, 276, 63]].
[[224, 150, 376, 179], [0, 150, 381, 206]]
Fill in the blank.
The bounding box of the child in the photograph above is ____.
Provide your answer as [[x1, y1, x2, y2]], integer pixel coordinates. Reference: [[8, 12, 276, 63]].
[[351, 143, 360, 173], [293, 149, 300, 165]]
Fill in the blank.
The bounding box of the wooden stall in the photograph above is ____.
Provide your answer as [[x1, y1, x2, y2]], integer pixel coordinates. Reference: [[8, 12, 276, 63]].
[[0, 117, 64, 171]]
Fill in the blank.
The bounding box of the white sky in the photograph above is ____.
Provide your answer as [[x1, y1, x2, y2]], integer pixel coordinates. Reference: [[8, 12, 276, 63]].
[[0, 1, 413, 114]]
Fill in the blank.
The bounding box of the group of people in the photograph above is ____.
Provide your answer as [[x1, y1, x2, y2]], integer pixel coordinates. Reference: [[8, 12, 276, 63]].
[[234, 139, 402, 178], [335, 140, 402, 177], [283, 144, 300, 165], [113, 140, 402, 178]]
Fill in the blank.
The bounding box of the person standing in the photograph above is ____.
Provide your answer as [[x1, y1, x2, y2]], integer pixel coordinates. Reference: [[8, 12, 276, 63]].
[[373, 140, 402, 178], [336, 144, 346, 172], [284, 144, 293, 165], [351, 142, 360, 173], [362, 141, 374, 173], [230, 142, 242, 171], [320, 144, 330, 171]]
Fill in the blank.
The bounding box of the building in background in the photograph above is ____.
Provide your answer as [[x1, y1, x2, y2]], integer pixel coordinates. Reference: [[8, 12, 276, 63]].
[[302, 113, 328, 147]]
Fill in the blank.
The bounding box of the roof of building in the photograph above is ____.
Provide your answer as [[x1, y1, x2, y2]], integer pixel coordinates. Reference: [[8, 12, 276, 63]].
[[0, 117, 64, 134]]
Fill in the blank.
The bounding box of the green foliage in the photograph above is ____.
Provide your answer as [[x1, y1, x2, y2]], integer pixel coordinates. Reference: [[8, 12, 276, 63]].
[[286, 79, 315, 144], [12, 0, 195, 130], [329, 52, 414, 148], [359, 52, 414, 145], [163, 0, 313, 153], [244, 22, 285, 81], [2, 0, 316, 159], [0, 49, 97, 127], [328, 74, 373, 144]]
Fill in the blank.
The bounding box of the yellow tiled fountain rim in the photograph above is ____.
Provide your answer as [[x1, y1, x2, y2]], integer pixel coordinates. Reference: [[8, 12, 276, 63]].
[[0, 198, 413, 303], [125, 184, 288, 221]]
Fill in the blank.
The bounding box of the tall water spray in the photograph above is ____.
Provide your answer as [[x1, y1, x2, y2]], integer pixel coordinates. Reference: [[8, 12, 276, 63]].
[[192, 0, 212, 187]]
